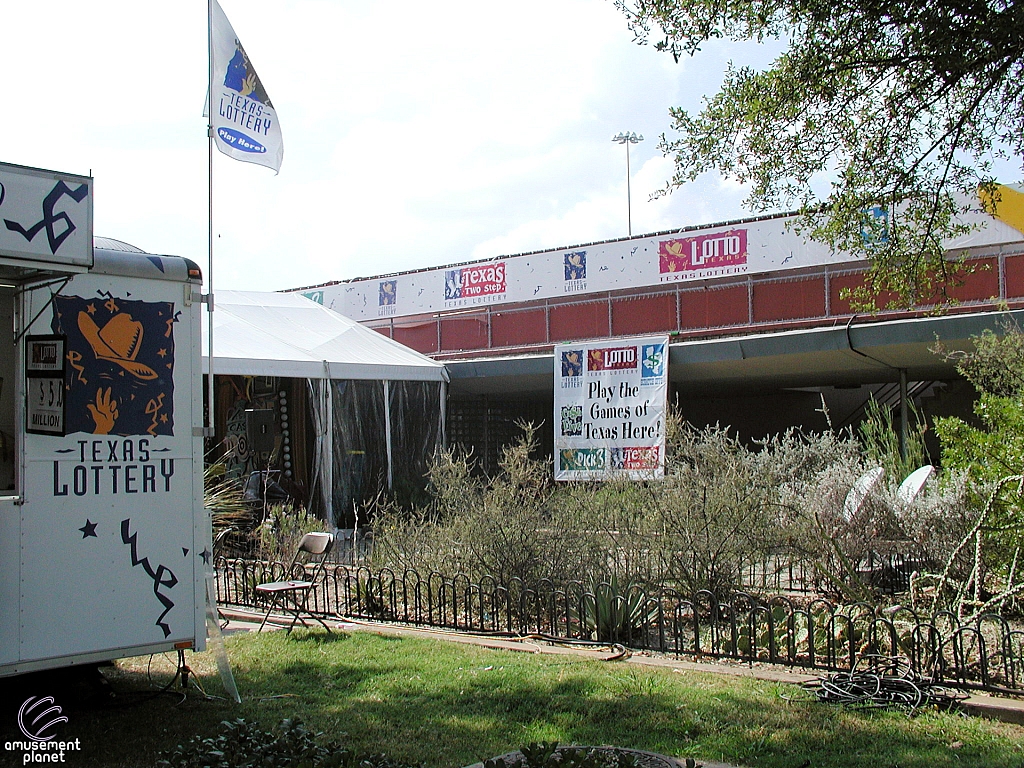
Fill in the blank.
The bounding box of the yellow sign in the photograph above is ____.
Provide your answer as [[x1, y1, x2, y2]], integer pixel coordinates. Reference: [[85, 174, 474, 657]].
[[979, 183, 1024, 236]]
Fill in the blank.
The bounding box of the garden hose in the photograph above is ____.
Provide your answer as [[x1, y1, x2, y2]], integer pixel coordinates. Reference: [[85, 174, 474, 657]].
[[787, 654, 967, 712], [336, 615, 630, 660]]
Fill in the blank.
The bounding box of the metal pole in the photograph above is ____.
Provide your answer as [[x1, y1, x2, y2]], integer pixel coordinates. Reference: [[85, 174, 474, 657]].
[[612, 132, 643, 238], [206, 0, 216, 436], [899, 369, 908, 461], [384, 381, 393, 490], [626, 139, 632, 237], [324, 377, 333, 523]]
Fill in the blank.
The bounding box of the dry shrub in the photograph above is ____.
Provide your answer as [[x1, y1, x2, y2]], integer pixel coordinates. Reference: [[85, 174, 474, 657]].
[[369, 408, 1004, 612], [373, 423, 605, 586]]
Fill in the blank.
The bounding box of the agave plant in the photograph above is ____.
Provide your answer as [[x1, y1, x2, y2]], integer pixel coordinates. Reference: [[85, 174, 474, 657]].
[[572, 575, 661, 644]]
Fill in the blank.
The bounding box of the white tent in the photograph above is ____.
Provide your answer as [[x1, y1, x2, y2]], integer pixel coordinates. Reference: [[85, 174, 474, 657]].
[[201, 289, 448, 382], [201, 290, 448, 522]]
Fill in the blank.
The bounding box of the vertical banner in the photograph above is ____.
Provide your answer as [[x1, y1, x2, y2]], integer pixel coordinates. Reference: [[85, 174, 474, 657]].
[[554, 335, 668, 481]]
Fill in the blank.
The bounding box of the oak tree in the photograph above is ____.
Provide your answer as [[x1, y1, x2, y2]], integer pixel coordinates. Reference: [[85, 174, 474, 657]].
[[618, 0, 1024, 307]]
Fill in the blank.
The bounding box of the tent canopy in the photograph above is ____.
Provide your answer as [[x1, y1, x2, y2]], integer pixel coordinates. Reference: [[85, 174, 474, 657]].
[[202, 290, 448, 382]]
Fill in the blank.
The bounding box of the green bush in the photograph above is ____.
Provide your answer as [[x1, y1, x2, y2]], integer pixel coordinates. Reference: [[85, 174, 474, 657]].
[[931, 320, 1024, 614], [156, 718, 420, 768], [487, 743, 649, 768], [255, 503, 329, 565], [158, 725, 673, 768]]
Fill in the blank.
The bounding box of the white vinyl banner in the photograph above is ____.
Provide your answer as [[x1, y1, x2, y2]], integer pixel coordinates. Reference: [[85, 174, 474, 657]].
[[209, 0, 284, 173], [554, 335, 668, 481], [296, 204, 1024, 322]]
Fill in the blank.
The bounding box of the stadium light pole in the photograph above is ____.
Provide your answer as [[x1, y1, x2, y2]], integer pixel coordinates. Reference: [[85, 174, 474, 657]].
[[612, 131, 643, 236]]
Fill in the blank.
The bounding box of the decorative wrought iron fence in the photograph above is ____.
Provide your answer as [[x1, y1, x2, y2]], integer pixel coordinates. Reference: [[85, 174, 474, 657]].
[[216, 558, 1024, 696]]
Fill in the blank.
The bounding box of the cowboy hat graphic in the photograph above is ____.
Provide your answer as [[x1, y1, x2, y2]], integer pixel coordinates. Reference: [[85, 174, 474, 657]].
[[77, 311, 158, 380]]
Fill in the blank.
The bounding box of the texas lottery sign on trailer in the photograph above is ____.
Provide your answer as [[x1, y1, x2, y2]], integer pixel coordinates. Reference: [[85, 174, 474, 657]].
[[554, 335, 668, 481]]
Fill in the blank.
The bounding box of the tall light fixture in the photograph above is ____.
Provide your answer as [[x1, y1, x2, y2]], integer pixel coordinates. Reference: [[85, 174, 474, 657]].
[[612, 131, 643, 236]]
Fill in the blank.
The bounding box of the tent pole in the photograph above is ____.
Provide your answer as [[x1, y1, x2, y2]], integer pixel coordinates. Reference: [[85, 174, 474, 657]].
[[323, 377, 334, 525], [384, 380, 394, 491], [439, 380, 447, 451]]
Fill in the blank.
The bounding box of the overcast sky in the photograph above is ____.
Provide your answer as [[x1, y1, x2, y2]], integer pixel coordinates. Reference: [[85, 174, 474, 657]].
[[3, 0, 787, 292]]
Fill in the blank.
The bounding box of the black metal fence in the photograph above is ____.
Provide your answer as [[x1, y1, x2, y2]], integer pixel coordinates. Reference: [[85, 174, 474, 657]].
[[216, 558, 1024, 696]]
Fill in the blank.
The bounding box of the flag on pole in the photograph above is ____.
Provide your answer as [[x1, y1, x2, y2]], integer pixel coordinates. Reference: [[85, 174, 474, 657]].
[[209, 0, 284, 173]]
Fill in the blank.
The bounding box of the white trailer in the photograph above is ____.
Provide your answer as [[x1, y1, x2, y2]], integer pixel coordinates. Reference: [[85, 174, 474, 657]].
[[0, 161, 207, 676]]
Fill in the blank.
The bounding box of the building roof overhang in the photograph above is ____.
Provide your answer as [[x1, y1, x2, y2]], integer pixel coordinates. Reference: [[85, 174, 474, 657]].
[[445, 309, 1024, 397]]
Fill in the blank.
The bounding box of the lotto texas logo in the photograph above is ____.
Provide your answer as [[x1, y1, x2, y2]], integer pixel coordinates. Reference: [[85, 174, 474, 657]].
[[659, 228, 748, 273], [587, 346, 637, 372]]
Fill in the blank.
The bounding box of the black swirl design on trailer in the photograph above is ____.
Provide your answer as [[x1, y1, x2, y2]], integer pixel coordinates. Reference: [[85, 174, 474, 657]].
[[121, 518, 177, 637]]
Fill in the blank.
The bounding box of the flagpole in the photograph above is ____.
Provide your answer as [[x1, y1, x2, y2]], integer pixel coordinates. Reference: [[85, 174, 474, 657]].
[[206, 0, 216, 438]]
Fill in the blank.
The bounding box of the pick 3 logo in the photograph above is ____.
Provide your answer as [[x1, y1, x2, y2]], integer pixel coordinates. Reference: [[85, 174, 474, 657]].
[[5, 696, 81, 764]]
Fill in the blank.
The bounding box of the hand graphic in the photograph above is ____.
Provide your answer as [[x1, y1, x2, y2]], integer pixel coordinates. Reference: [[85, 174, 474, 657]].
[[88, 387, 119, 434], [241, 73, 257, 98]]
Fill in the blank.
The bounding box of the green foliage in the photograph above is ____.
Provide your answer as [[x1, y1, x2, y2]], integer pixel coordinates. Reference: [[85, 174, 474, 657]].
[[934, 321, 1024, 593], [373, 423, 606, 586], [655, 420, 783, 597], [571, 576, 661, 643], [948, 324, 1024, 397], [616, 0, 1021, 307], [937, 396, 1024, 487], [487, 743, 646, 768], [205, 462, 252, 534], [857, 397, 930, 484], [255, 504, 328, 564], [156, 717, 420, 768]]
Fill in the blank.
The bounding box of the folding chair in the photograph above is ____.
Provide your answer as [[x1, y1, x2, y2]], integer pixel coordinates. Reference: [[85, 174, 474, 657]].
[[255, 532, 335, 634]]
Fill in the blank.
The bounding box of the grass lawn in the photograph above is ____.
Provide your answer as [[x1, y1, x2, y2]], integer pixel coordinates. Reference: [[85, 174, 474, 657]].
[[3, 628, 1023, 768]]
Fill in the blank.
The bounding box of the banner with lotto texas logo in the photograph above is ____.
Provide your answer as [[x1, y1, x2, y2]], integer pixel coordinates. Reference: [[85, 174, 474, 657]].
[[554, 335, 668, 481]]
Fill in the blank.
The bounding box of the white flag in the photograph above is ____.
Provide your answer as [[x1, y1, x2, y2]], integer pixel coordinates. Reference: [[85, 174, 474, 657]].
[[209, 0, 284, 173]]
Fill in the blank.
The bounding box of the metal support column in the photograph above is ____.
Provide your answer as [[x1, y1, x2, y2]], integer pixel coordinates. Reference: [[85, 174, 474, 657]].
[[899, 368, 908, 461]]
